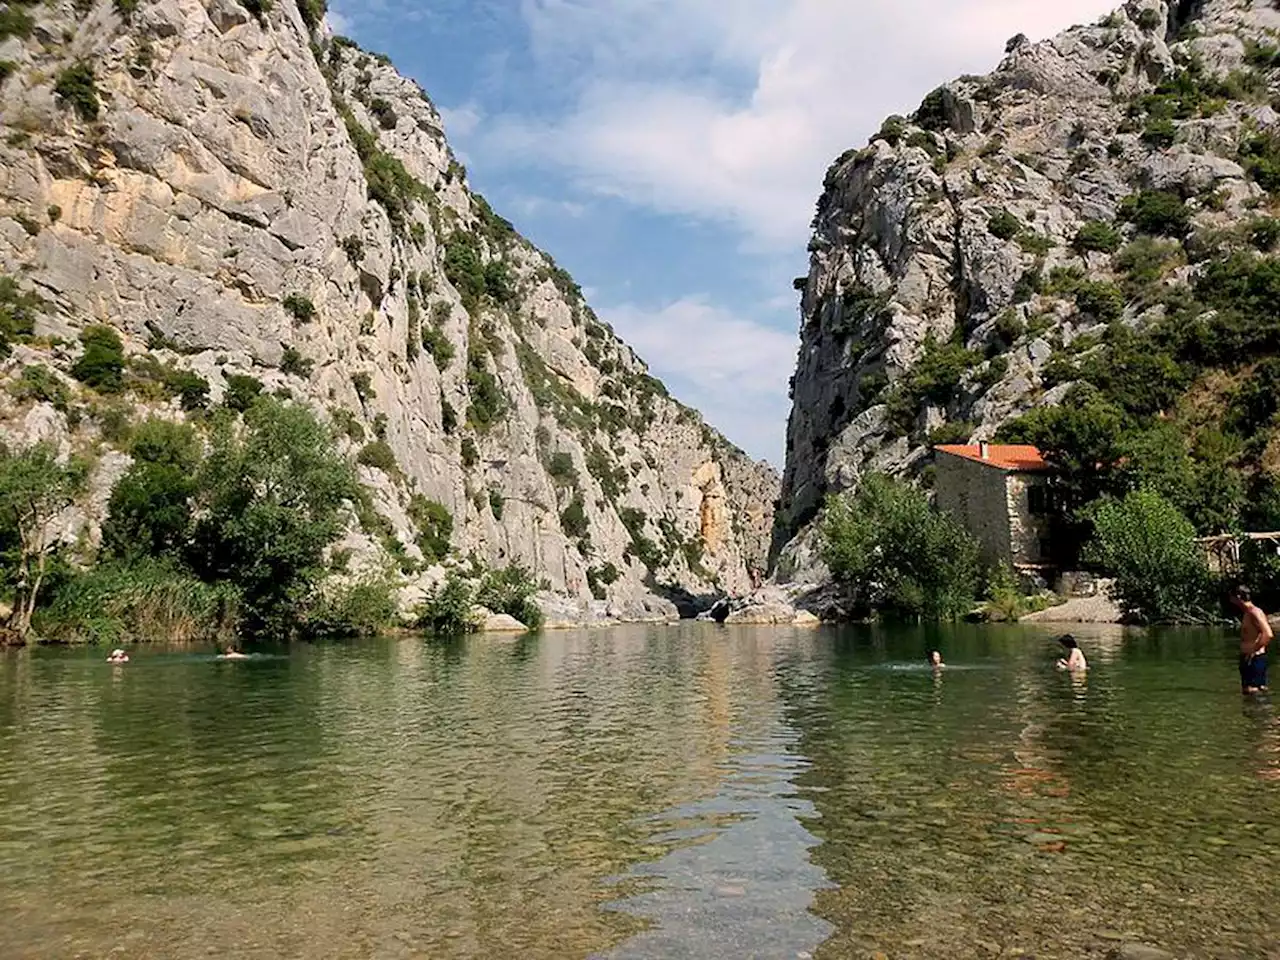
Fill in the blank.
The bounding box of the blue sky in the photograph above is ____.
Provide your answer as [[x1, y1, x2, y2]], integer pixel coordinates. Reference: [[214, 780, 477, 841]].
[[329, 0, 1117, 465]]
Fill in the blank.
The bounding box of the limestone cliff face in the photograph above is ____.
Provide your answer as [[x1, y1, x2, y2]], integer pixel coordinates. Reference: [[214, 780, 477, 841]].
[[0, 0, 777, 620], [776, 0, 1277, 582]]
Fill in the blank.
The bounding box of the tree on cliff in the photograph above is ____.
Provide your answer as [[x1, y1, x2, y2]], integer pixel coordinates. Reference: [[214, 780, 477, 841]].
[[0, 444, 86, 641]]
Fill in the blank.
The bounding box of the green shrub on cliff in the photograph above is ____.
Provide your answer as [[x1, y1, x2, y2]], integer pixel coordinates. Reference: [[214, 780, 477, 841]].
[[72, 326, 126, 393]]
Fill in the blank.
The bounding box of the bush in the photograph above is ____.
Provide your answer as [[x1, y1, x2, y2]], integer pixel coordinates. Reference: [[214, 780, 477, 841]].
[[476, 563, 543, 630], [54, 63, 100, 122], [444, 232, 486, 312], [422, 320, 455, 367], [408, 494, 452, 562], [1136, 7, 1163, 30], [1073, 221, 1122, 254], [0, 7, 35, 41], [987, 208, 1023, 241], [35, 559, 239, 645], [1142, 116, 1177, 149], [915, 87, 950, 131], [283, 293, 316, 323], [1120, 190, 1191, 237], [1074, 281, 1125, 323], [9, 365, 69, 411], [586, 562, 619, 600], [351, 370, 375, 402], [560, 495, 588, 540], [295, 0, 327, 30], [356, 440, 397, 473], [461, 437, 479, 468], [339, 235, 364, 264], [1085, 489, 1215, 623], [1240, 131, 1280, 193], [416, 571, 478, 637], [369, 97, 397, 130], [223, 373, 264, 411], [488, 488, 504, 520], [72, 325, 126, 393], [466, 346, 505, 431], [821, 474, 980, 620], [280, 344, 314, 378], [102, 420, 202, 561], [307, 573, 397, 639]]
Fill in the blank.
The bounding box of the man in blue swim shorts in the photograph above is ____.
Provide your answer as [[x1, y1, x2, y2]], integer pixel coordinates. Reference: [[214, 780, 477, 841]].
[[1230, 586, 1272, 695]]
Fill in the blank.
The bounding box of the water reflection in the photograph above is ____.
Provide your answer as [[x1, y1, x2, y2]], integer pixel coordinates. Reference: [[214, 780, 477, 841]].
[[600, 627, 834, 960], [0, 626, 836, 960], [781, 623, 1280, 959], [2, 623, 1278, 959]]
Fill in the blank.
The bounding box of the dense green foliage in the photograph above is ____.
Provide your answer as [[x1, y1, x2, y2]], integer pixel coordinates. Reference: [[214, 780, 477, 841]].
[[407, 494, 452, 562], [188, 401, 357, 636], [1085, 490, 1216, 624], [40, 398, 371, 643], [821, 474, 980, 621], [102, 421, 201, 561], [415, 571, 478, 637], [71, 326, 126, 393], [0, 444, 87, 639], [476, 564, 543, 630], [54, 63, 100, 122]]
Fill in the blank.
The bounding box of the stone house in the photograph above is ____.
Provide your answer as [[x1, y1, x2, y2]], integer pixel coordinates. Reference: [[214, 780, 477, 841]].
[[934, 443, 1059, 570]]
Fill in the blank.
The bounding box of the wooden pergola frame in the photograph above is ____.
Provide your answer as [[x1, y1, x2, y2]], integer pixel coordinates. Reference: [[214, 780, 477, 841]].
[[1196, 533, 1280, 574]]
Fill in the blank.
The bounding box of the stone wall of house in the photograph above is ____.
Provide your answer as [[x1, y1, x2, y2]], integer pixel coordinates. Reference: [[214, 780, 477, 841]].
[[934, 454, 1013, 567], [1005, 474, 1053, 567]]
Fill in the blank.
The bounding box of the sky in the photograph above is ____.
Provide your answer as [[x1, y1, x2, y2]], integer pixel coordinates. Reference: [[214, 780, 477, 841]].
[[329, 0, 1120, 466]]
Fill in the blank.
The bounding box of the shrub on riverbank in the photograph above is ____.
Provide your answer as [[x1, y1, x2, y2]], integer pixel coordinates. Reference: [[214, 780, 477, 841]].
[[416, 571, 479, 637], [821, 474, 981, 621], [35, 559, 239, 645], [31, 397, 383, 644], [307, 572, 399, 638], [1085, 489, 1217, 623]]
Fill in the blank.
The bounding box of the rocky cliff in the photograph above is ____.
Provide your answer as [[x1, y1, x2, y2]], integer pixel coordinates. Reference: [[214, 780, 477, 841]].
[[775, 0, 1280, 581], [0, 0, 777, 623]]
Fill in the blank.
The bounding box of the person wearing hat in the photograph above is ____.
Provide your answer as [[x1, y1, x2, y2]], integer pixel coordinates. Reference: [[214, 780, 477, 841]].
[[1055, 635, 1087, 672], [106, 648, 129, 664]]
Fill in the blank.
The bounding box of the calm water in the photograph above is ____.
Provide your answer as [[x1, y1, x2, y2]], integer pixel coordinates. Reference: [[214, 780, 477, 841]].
[[1, 624, 1277, 959]]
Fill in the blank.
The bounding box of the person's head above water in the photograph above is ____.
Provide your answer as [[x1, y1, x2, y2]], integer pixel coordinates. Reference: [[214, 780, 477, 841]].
[[1230, 584, 1253, 609], [1056, 634, 1078, 650], [926, 650, 943, 666]]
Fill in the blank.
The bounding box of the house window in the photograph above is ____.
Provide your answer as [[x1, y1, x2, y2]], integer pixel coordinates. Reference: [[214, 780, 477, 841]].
[[1028, 485, 1051, 517]]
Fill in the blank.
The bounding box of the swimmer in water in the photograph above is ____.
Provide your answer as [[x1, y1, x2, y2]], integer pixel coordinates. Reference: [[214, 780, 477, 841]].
[[106, 648, 129, 664], [1055, 634, 1088, 672], [926, 649, 945, 670], [217, 645, 249, 661]]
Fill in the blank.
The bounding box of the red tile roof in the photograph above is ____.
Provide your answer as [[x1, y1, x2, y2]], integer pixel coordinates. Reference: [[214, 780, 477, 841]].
[[935, 444, 1051, 472]]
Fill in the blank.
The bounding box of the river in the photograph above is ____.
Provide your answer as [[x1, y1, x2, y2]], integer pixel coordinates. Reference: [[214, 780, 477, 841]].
[[1, 623, 1277, 959]]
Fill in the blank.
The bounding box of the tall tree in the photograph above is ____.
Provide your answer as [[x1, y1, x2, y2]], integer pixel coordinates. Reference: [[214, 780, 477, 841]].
[[0, 444, 85, 641]]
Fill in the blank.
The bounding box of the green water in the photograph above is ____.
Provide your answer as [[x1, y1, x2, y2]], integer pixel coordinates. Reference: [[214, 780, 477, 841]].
[[0, 624, 1276, 959]]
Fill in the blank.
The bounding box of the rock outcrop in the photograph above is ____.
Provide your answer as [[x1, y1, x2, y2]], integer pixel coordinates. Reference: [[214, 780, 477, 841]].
[[775, 0, 1280, 582], [0, 0, 777, 621]]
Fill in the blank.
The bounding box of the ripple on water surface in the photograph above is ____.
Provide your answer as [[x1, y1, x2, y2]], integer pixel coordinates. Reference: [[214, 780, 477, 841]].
[[1, 622, 1277, 959]]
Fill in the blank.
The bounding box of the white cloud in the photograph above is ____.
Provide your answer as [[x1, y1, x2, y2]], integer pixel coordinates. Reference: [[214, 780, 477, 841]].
[[439, 102, 483, 140], [600, 298, 798, 463], [504, 193, 588, 219], [478, 0, 1121, 250], [324, 5, 351, 35]]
